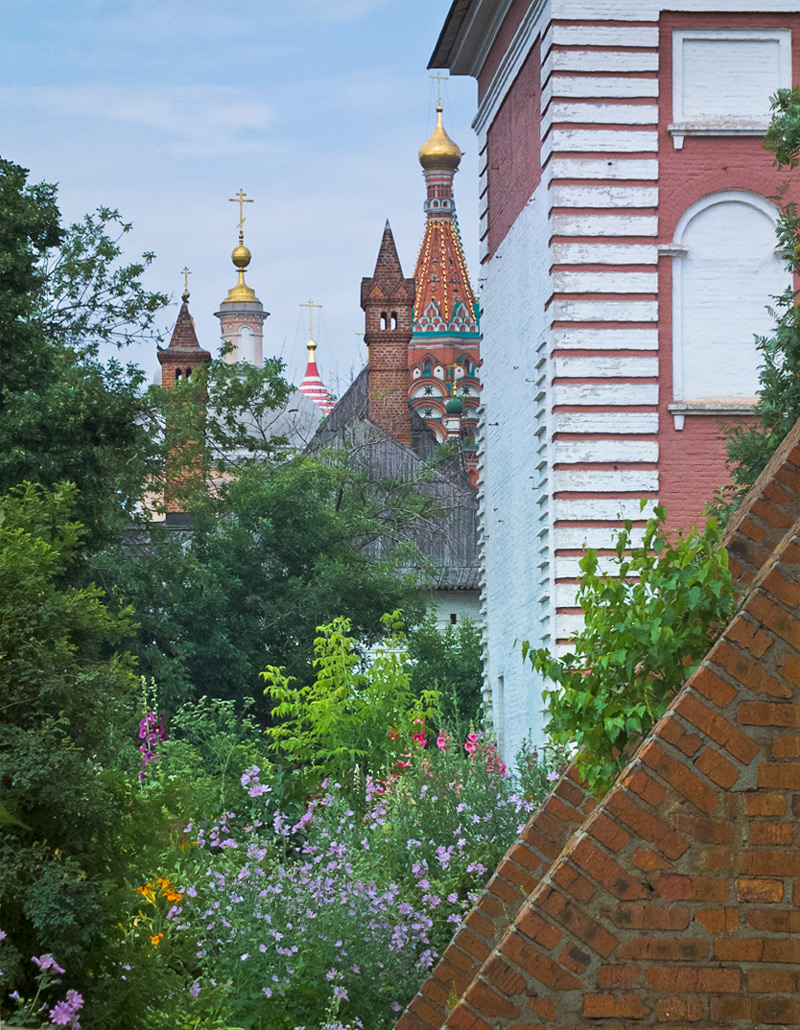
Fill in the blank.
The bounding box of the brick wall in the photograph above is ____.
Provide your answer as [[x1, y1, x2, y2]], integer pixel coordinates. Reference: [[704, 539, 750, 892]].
[[399, 419, 800, 1030]]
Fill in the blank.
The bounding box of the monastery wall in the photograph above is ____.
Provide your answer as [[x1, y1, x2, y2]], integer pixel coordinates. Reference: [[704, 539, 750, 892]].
[[453, 0, 800, 756], [478, 184, 553, 763]]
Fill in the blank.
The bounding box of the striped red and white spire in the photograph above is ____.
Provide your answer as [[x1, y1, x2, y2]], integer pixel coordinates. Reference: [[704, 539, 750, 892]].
[[299, 342, 334, 415]]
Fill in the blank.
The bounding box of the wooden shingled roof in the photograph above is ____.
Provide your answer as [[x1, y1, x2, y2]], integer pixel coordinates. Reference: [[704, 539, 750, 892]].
[[398, 419, 800, 1030]]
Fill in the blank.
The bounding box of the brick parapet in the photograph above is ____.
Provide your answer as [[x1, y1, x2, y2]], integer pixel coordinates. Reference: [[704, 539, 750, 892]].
[[403, 506, 800, 1029], [723, 418, 800, 591]]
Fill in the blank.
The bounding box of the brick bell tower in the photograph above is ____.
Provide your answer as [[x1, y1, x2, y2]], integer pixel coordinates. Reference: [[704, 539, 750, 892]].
[[157, 275, 211, 519], [214, 190, 268, 366], [361, 221, 416, 449]]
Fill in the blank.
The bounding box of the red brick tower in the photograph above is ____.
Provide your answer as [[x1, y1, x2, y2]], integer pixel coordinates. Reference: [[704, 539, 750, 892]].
[[157, 284, 211, 518], [411, 100, 481, 475], [361, 221, 416, 449]]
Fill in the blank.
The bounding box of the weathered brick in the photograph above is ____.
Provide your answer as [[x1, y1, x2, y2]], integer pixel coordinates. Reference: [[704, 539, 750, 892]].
[[699, 845, 733, 871], [618, 767, 668, 805], [618, 937, 708, 961], [656, 996, 704, 1022], [694, 907, 739, 933], [526, 997, 557, 1021], [537, 885, 619, 957], [503, 932, 582, 991], [445, 1002, 493, 1030], [467, 982, 520, 1019], [639, 741, 719, 814], [631, 847, 670, 871], [605, 791, 689, 859], [609, 902, 689, 931], [571, 837, 647, 900], [659, 713, 703, 756], [653, 873, 727, 902], [674, 813, 733, 844], [743, 792, 786, 815], [772, 732, 800, 758], [691, 665, 738, 708], [726, 614, 774, 658], [674, 692, 758, 763], [758, 762, 800, 789], [746, 908, 800, 932], [747, 968, 798, 993], [749, 821, 793, 845], [551, 861, 596, 903], [505, 841, 542, 875], [752, 996, 800, 1024], [453, 929, 491, 964], [762, 565, 800, 606], [711, 642, 789, 700], [558, 941, 591, 974], [464, 909, 496, 941], [748, 592, 800, 649], [597, 963, 640, 989], [480, 958, 525, 997], [709, 996, 751, 1022], [585, 811, 630, 852], [516, 908, 563, 952], [739, 700, 800, 727], [694, 746, 739, 788], [583, 993, 650, 1019], [736, 876, 784, 903]]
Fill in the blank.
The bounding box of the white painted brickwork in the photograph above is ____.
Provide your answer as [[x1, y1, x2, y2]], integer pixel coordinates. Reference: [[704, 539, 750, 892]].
[[478, 0, 694, 761]]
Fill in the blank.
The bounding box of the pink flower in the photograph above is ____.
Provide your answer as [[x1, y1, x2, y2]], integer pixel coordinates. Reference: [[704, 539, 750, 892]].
[[412, 732, 427, 748], [436, 732, 449, 751], [387, 727, 399, 740]]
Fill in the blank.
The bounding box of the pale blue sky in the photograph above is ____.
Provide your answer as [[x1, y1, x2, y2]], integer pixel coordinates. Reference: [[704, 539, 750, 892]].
[[2, 0, 479, 393]]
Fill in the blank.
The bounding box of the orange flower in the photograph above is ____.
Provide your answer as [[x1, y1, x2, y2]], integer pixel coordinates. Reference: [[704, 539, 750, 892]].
[[150, 932, 164, 946], [135, 883, 156, 904]]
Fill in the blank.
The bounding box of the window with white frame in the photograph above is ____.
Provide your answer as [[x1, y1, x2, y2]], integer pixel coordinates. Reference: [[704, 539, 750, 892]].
[[237, 324, 254, 364], [670, 29, 791, 149], [662, 191, 788, 429]]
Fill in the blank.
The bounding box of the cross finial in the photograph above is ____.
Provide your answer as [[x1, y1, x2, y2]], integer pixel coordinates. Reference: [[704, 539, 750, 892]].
[[181, 266, 191, 301], [429, 72, 447, 107], [229, 189, 254, 235], [299, 297, 323, 341]]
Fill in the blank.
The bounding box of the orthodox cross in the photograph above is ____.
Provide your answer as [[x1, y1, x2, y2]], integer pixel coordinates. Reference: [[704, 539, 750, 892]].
[[229, 189, 253, 232], [451, 360, 460, 394], [181, 266, 191, 300], [299, 298, 323, 340], [429, 72, 448, 105]]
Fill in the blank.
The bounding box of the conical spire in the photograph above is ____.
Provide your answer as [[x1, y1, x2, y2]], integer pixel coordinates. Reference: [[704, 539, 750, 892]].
[[166, 299, 204, 351], [372, 220, 405, 283]]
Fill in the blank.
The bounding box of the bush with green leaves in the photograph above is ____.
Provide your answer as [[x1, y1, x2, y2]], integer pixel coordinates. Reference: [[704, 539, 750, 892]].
[[523, 505, 736, 795], [407, 614, 483, 733]]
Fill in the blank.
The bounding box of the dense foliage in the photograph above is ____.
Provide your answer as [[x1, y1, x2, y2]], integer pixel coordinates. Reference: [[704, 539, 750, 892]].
[[721, 87, 800, 506], [523, 506, 736, 795], [407, 613, 483, 733]]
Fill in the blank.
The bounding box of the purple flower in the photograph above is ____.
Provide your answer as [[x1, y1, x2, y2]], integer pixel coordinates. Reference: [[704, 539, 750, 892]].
[[48, 1001, 74, 1026], [32, 955, 65, 975], [333, 985, 348, 1002], [546, 770, 560, 782], [189, 981, 200, 999]]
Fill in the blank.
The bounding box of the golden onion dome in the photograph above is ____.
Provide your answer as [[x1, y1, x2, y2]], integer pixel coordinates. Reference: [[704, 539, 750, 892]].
[[232, 241, 251, 269], [223, 234, 259, 304], [419, 103, 461, 171]]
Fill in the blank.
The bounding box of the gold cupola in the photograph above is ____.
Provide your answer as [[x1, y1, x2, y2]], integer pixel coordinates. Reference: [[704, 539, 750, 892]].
[[419, 102, 462, 171], [224, 231, 260, 304]]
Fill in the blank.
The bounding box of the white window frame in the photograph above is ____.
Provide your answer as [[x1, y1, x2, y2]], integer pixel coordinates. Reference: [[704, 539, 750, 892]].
[[670, 28, 792, 150], [660, 190, 783, 429]]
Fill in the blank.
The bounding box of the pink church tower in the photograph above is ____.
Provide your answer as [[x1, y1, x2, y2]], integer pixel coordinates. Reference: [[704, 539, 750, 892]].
[[215, 190, 268, 366]]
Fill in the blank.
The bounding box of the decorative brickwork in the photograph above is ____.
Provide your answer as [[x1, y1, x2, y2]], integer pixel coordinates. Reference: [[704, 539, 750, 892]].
[[399, 421, 800, 1029], [362, 222, 416, 450]]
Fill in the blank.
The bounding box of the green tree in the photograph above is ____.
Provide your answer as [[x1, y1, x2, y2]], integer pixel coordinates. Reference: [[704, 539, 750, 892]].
[[0, 483, 138, 988], [721, 88, 800, 506], [407, 613, 483, 732], [0, 158, 167, 549], [523, 506, 736, 795], [105, 458, 427, 715]]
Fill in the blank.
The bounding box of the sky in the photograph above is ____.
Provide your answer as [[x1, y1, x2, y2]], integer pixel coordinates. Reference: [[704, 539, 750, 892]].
[[2, 0, 479, 395]]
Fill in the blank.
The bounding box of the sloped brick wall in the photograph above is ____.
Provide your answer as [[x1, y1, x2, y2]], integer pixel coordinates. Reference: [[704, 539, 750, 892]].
[[400, 426, 800, 1028]]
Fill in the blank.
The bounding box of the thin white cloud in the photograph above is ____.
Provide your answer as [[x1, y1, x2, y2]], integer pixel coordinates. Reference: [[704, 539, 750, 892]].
[[1, 84, 285, 157]]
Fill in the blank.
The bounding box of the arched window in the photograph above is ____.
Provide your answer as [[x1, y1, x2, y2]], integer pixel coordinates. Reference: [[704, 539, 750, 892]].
[[422, 358, 433, 375], [175, 368, 183, 380], [237, 324, 255, 364], [380, 312, 387, 331], [390, 312, 398, 330], [663, 190, 787, 428]]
